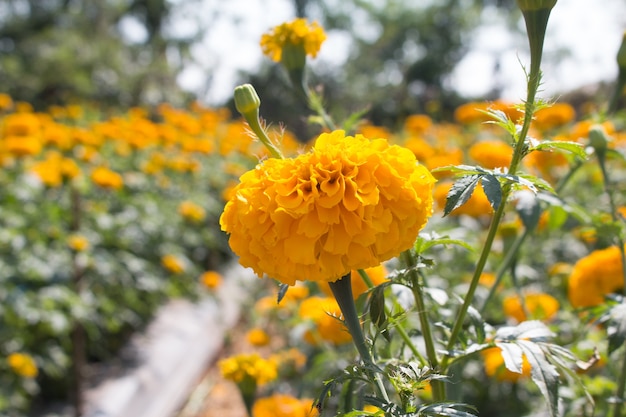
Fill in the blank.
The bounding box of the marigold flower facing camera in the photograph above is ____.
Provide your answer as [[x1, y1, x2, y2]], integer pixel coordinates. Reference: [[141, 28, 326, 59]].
[[220, 130, 436, 285]]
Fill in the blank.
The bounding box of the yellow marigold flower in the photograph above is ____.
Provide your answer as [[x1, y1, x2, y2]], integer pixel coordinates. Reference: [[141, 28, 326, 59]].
[[246, 328, 270, 347], [319, 264, 388, 299], [502, 293, 560, 323], [219, 353, 278, 386], [404, 114, 433, 135], [68, 234, 90, 252], [478, 272, 497, 287], [568, 245, 625, 308], [482, 347, 531, 382], [161, 254, 185, 274], [403, 136, 435, 163], [534, 103, 576, 131], [424, 147, 464, 173], [3, 112, 40, 136], [0, 93, 13, 111], [357, 123, 392, 140], [220, 130, 435, 285], [454, 102, 492, 125], [298, 296, 352, 345], [7, 352, 38, 378], [200, 270, 222, 289], [178, 200, 206, 223], [3, 135, 42, 157], [91, 166, 123, 190], [433, 181, 493, 217], [468, 140, 513, 169], [260, 18, 326, 62], [252, 394, 318, 417]]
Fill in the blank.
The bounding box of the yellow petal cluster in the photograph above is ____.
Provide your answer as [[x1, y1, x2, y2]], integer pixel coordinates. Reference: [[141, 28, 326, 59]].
[[252, 394, 318, 417], [219, 353, 278, 386], [568, 245, 625, 308], [260, 18, 326, 62], [220, 130, 436, 285], [482, 347, 531, 382], [502, 292, 559, 323], [7, 352, 38, 378]]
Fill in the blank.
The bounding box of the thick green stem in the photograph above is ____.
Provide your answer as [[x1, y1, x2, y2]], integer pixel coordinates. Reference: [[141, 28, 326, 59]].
[[246, 114, 283, 159], [400, 251, 445, 402], [329, 274, 390, 402]]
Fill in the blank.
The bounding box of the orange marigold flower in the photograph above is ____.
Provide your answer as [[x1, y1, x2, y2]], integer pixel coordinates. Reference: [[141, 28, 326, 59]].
[[534, 103, 576, 131], [482, 347, 531, 382], [502, 293, 560, 323], [468, 140, 513, 169], [3, 135, 42, 157], [298, 296, 352, 345], [260, 18, 326, 62], [7, 353, 38, 378], [161, 254, 185, 274], [246, 328, 271, 347], [219, 353, 278, 386], [200, 270, 222, 289], [178, 200, 206, 223], [568, 245, 625, 308], [91, 166, 123, 190], [252, 394, 318, 417], [220, 130, 435, 285], [404, 114, 433, 135]]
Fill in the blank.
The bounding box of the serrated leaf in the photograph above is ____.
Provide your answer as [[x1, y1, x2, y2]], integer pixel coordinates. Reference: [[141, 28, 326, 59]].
[[414, 235, 474, 254], [518, 174, 556, 193], [495, 320, 555, 341], [531, 140, 587, 159], [518, 340, 560, 417], [431, 164, 487, 176], [495, 342, 525, 374], [515, 190, 541, 230], [444, 175, 482, 216], [481, 175, 502, 211], [498, 173, 537, 193], [418, 402, 478, 417], [466, 305, 486, 344]]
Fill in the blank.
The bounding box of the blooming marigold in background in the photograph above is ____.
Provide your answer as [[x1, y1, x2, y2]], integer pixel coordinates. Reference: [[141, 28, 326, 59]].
[[219, 353, 278, 386], [200, 270, 222, 289], [0, 93, 13, 111], [482, 347, 531, 382], [534, 103, 576, 130], [568, 245, 625, 308], [502, 293, 559, 323], [3, 135, 42, 157], [246, 328, 270, 347], [468, 140, 513, 169], [252, 394, 318, 417], [161, 254, 185, 274], [220, 130, 436, 285], [7, 353, 38, 378], [178, 200, 206, 223], [298, 296, 352, 345], [67, 234, 90, 252], [260, 18, 326, 62], [404, 114, 433, 135], [91, 166, 123, 190]]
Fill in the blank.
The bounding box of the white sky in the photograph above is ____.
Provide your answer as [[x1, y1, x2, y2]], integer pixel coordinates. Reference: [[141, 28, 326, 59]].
[[173, 0, 626, 105]]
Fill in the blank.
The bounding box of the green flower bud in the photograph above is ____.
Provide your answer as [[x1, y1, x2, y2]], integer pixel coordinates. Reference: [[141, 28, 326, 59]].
[[589, 125, 611, 157], [234, 84, 261, 118]]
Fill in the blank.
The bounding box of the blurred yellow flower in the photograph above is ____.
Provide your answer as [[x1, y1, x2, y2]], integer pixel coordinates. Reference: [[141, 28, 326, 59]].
[[468, 140, 513, 169], [161, 254, 185, 274], [219, 353, 278, 386], [7, 353, 38, 378], [0, 93, 13, 111], [91, 166, 123, 190], [252, 394, 318, 417], [220, 130, 435, 285], [502, 293, 559, 323], [3, 135, 42, 157], [260, 18, 326, 62], [200, 270, 222, 289], [568, 245, 625, 308], [246, 328, 271, 347], [178, 200, 206, 223], [404, 114, 433, 136], [67, 234, 90, 252], [482, 347, 531, 382], [534, 103, 576, 131], [298, 296, 352, 345]]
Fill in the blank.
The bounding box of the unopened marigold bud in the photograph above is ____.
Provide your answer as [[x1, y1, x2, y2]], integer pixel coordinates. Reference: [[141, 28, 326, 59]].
[[588, 125, 611, 157], [234, 84, 261, 118]]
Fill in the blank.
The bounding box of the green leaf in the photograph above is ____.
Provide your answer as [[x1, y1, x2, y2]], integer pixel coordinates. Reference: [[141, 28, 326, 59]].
[[531, 140, 587, 159], [597, 298, 626, 355], [418, 402, 478, 417], [277, 283, 289, 304], [369, 285, 389, 341], [443, 175, 482, 217], [518, 340, 560, 417], [480, 174, 502, 211], [515, 190, 541, 230], [495, 320, 555, 341], [497, 173, 537, 193], [414, 233, 474, 254], [495, 342, 525, 374]]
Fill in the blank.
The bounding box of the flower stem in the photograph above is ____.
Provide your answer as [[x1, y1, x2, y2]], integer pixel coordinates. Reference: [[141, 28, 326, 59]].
[[400, 250, 445, 402], [329, 274, 390, 402]]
